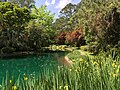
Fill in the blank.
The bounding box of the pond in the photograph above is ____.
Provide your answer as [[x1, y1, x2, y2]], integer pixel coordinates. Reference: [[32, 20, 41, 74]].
[[0, 52, 67, 83]]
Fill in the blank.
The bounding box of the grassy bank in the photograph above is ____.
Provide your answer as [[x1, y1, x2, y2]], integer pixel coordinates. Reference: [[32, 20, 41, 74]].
[[0, 50, 120, 90]]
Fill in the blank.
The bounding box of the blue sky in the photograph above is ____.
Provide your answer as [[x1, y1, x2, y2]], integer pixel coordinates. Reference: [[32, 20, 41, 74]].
[[35, 0, 81, 18]]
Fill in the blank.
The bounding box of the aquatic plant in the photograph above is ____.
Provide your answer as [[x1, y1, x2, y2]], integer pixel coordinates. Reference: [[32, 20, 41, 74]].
[[0, 51, 119, 90]]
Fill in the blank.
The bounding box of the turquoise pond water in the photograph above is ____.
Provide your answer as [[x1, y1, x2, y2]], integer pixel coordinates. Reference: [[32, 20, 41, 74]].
[[0, 52, 67, 83]]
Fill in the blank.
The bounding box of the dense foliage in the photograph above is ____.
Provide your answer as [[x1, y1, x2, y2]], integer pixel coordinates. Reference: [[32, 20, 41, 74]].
[[0, 0, 120, 53], [55, 28, 85, 47], [0, 0, 35, 8], [0, 1, 120, 90], [0, 2, 31, 52], [26, 5, 55, 50], [66, 28, 85, 47], [54, 0, 120, 53], [0, 2, 55, 53], [55, 31, 67, 45], [54, 3, 77, 31]]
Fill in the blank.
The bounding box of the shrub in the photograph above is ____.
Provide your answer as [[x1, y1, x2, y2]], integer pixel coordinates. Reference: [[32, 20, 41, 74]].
[[55, 31, 67, 45], [80, 45, 88, 51], [66, 30, 85, 47], [1, 47, 15, 54]]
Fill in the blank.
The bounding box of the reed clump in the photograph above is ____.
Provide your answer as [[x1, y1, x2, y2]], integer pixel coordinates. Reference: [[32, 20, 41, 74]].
[[0, 51, 119, 90]]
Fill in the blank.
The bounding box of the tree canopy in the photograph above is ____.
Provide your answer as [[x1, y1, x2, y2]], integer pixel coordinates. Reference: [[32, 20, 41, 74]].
[[0, 2, 31, 52], [0, 2, 55, 53], [1, 0, 35, 8], [26, 5, 55, 50], [0, 0, 120, 54], [54, 0, 120, 53], [54, 3, 77, 31]]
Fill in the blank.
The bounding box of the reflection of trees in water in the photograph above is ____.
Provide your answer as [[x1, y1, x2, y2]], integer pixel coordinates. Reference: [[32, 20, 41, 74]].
[[0, 52, 60, 83], [54, 52, 73, 67]]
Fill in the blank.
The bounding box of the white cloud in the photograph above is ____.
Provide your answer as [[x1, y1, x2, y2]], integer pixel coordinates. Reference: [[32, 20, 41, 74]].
[[55, 0, 72, 10], [51, 0, 56, 4], [45, 0, 50, 6]]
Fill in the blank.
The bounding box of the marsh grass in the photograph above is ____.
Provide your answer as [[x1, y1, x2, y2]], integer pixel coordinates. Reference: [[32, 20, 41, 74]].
[[0, 50, 120, 90]]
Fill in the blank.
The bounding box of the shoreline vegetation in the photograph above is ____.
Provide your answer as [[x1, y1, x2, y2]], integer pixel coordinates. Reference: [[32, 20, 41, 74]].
[[0, 49, 119, 90], [0, 45, 76, 58]]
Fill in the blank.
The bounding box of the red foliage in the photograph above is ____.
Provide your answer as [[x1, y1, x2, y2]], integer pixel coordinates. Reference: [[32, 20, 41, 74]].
[[66, 27, 85, 47], [55, 31, 67, 45], [55, 27, 86, 46]]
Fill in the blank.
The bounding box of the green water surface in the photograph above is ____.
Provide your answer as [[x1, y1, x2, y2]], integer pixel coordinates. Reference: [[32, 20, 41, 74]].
[[0, 52, 66, 83]]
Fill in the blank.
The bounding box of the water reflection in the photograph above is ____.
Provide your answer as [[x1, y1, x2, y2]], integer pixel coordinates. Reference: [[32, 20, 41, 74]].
[[0, 52, 67, 83]]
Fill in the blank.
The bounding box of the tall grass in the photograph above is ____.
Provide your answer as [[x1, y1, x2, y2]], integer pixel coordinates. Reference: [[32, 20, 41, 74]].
[[0, 50, 120, 90]]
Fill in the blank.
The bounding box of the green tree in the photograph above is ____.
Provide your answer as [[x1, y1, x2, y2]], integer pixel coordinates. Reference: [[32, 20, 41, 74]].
[[74, 0, 120, 52], [59, 3, 77, 18], [3, 0, 35, 8], [26, 5, 55, 50], [0, 2, 31, 52], [54, 3, 77, 31]]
